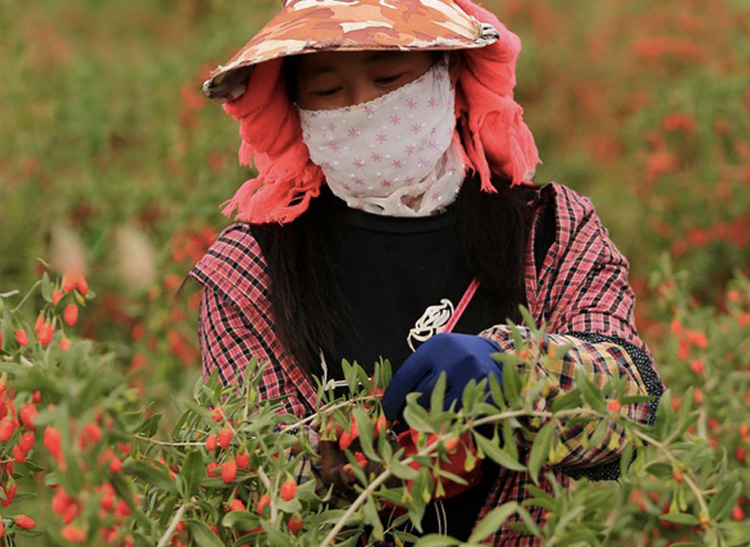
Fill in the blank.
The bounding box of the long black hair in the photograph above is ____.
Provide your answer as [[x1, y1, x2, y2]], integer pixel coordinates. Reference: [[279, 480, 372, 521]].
[[254, 172, 537, 376]]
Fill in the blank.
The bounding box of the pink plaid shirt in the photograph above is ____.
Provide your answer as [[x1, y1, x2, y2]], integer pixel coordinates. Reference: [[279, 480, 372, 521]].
[[190, 183, 663, 546]]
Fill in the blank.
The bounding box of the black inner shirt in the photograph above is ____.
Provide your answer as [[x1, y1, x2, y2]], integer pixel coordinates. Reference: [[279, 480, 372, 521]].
[[325, 200, 503, 380], [322, 199, 504, 542]]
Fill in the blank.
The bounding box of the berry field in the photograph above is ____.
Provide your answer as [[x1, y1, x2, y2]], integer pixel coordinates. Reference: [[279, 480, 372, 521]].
[[1, 0, 749, 545]]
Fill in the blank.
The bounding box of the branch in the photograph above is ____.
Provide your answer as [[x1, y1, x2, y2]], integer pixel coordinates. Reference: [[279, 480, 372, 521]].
[[156, 501, 190, 547]]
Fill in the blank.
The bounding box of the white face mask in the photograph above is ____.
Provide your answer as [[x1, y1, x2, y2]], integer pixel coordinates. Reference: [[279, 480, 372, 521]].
[[298, 61, 465, 217]]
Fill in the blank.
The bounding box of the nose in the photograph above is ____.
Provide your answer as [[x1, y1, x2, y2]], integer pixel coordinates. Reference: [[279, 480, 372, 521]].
[[345, 80, 382, 108]]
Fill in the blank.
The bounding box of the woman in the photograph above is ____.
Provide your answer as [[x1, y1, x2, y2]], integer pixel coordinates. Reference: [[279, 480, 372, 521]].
[[191, 0, 664, 544]]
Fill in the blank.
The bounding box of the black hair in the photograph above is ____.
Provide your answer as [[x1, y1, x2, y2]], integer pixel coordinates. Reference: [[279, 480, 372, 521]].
[[255, 172, 537, 377]]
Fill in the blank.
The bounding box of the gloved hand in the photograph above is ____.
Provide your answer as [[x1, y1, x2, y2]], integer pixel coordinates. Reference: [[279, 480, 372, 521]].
[[381, 333, 503, 422]]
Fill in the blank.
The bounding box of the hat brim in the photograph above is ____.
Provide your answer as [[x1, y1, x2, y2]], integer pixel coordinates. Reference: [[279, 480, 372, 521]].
[[203, 0, 499, 102]]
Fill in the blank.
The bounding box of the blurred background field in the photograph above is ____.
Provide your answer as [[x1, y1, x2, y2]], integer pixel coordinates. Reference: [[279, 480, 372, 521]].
[[1, 0, 750, 544], [2, 0, 750, 389]]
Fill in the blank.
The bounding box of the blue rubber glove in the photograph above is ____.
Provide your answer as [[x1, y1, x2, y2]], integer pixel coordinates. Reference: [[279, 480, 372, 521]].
[[382, 333, 503, 422]]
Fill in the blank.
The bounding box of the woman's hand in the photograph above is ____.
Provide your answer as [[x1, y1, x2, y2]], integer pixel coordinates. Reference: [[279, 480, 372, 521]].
[[381, 333, 503, 422]]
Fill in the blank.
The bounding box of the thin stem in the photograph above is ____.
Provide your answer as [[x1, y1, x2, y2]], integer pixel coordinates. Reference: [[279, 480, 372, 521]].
[[133, 435, 205, 447], [156, 501, 190, 547]]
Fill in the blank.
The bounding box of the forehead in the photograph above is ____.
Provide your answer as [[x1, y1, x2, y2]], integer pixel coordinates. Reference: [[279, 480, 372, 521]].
[[296, 50, 434, 75]]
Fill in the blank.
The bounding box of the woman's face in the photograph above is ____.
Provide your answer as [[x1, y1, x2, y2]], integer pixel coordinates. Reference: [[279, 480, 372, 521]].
[[294, 50, 437, 111]]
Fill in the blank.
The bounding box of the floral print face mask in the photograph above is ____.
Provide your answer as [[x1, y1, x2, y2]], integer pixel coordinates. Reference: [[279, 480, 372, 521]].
[[298, 61, 465, 217]]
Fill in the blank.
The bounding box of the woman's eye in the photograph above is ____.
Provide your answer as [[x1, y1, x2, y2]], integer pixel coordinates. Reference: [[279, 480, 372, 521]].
[[375, 74, 404, 85], [313, 87, 342, 97]]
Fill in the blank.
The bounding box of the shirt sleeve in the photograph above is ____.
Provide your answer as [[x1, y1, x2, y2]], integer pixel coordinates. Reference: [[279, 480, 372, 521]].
[[481, 184, 664, 478], [197, 287, 311, 418], [191, 222, 318, 419]]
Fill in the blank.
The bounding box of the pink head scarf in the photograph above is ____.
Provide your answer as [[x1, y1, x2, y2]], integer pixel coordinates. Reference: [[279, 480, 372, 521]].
[[221, 0, 540, 224]]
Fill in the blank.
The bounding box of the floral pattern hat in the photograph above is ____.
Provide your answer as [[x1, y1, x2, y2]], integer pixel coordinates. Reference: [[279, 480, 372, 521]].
[[206, 0, 541, 224], [203, 0, 501, 102]]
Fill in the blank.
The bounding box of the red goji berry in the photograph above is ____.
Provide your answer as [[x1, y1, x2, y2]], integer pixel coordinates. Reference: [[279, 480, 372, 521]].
[[20, 403, 37, 431], [75, 277, 89, 296], [607, 400, 622, 413], [236, 451, 250, 469], [0, 417, 16, 442], [61, 525, 86, 542], [221, 460, 237, 484], [218, 427, 233, 449], [16, 330, 29, 347], [64, 304, 79, 326], [281, 479, 297, 501], [288, 514, 304, 533], [19, 431, 35, 452], [15, 515, 35, 529], [52, 290, 64, 305], [338, 431, 353, 451], [256, 494, 270, 515], [44, 426, 63, 461], [206, 433, 217, 452]]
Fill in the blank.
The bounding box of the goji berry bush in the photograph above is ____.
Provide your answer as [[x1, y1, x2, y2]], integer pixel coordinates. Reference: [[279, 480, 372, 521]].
[[1, 0, 749, 545]]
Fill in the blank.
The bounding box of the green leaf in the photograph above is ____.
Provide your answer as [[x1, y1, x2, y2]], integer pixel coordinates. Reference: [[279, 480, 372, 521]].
[[488, 373, 506, 409], [391, 459, 419, 480], [413, 534, 462, 547], [620, 442, 635, 477], [352, 407, 379, 463], [223, 511, 261, 530], [502, 358, 522, 407], [659, 513, 700, 525], [138, 413, 162, 438], [527, 421, 554, 484], [363, 494, 385, 539], [124, 461, 177, 494], [473, 432, 526, 471], [576, 370, 606, 412], [41, 272, 52, 302], [186, 519, 227, 547], [181, 451, 205, 499], [708, 474, 741, 520], [468, 502, 518, 543], [262, 522, 296, 547], [403, 394, 433, 432], [430, 372, 447, 414], [587, 419, 610, 448], [550, 388, 583, 412]]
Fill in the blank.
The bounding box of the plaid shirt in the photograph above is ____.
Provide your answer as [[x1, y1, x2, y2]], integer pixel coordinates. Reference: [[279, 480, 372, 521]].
[[190, 183, 663, 546]]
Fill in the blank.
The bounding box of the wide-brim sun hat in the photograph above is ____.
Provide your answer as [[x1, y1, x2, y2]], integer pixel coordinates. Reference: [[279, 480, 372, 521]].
[[206, 0, 541, 224], [203, 0, 501, 102]]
